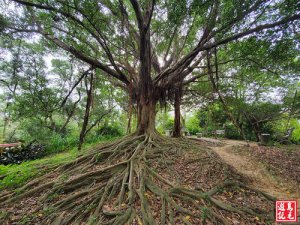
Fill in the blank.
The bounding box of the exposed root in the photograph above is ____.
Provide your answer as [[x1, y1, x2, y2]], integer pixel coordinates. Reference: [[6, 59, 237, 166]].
[[0, 134, 276, 224]]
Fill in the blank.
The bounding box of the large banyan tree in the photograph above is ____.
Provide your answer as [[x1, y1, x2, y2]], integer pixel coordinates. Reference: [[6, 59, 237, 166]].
[[0, 0, 299, 224]]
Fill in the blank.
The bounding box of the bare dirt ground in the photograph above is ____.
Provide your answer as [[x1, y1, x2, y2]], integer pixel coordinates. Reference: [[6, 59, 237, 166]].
[[205, 138, 300, 202]]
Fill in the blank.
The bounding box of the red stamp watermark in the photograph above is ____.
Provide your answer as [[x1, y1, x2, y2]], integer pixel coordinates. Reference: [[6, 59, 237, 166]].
[[276, 200, 298, 222]]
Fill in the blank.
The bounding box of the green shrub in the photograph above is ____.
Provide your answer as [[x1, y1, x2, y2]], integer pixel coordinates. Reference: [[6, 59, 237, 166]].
[[290, 119, 300, 142], [186, 113, 200, 135], [224, 124, 242, 140], [96, 124, 123, 137], [46, 133, 79, 154], [165, 118, 174, 130], [84, 132, 115, 144]]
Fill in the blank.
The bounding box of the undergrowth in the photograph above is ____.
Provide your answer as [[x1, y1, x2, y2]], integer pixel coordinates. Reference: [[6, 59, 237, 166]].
[[0, 138, 117, 191]]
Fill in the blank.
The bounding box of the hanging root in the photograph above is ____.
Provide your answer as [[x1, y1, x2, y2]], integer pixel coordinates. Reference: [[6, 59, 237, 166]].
[[0, 134, 276, 225]]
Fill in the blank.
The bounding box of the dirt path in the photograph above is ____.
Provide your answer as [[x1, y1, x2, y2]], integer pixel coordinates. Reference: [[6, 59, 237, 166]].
[[205, 138, 300, 201]]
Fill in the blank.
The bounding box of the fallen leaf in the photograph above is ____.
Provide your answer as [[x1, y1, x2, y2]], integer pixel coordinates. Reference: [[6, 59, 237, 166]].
[[137, 216, 143, 225]]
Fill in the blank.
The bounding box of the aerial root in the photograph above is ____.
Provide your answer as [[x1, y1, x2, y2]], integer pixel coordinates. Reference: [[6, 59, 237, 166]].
[[1, 134, 276, 224]]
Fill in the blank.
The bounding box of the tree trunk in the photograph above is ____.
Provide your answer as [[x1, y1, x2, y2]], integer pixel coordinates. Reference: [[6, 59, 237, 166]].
[[133, 9, 157, 136], [78, 73, 93, 150], [127, 108, 132, 134], [253, 123, 261, 142], [137, 98, 157, 136], [2, 117, 8, 140], [126, 93, 133, 134], [173, 86, 182, 137], [207, 50, 246, 140], [2, 103, 10, 140]]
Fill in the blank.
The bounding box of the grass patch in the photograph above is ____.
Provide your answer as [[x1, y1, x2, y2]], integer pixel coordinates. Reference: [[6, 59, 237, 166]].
[[276, 144, 300, 152], [0, 138, 118, 191]]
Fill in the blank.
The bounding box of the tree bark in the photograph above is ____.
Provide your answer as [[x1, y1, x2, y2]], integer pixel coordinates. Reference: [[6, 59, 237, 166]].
[[127, 105, 132, 134], [78, 72, 93, 150], [137, 98, 157, 136], [135, 11, 156, 136], [127, 83, 133, 134], [2, 117, 8, 140], [173, 85, 182, 137], [252, 122, 261, 142]]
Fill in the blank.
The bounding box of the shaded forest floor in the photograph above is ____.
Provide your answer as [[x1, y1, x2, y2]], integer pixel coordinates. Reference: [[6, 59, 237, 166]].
[[0, 137, 299, 224]]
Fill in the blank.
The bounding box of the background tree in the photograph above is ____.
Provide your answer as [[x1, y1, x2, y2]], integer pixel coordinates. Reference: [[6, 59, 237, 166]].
[[0, 39, 123, 150], [181, 34, 300, 140]]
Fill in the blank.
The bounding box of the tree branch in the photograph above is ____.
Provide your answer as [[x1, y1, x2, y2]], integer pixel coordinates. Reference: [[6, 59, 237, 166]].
[[155, 12, 300, 86], [12, 0, 130, 85]]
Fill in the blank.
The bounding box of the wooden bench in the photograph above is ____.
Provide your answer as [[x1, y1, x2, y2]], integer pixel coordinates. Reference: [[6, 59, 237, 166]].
[[280, 127, 295, 144], [165, 129, 190, 136], [0, 143, 22, 154], [0, 143, 22, 148], [196, 133, 202, 138], [165, 130, 173, 137], [182, 131, 190, 136], [211, 130, 225, 138], [215, 130, 225, 135]]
